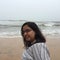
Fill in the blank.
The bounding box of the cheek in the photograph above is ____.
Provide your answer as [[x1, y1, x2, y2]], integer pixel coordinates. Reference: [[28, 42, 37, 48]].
[[30, 32, 35, 39]]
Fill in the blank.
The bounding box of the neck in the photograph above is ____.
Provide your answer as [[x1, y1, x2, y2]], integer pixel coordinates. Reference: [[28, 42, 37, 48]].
[[31, 40, 36, 44]]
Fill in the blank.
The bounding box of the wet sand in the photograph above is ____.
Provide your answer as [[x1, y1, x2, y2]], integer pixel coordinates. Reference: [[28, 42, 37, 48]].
[[0, 35, 60, 60], [46, 35, 60, 60]]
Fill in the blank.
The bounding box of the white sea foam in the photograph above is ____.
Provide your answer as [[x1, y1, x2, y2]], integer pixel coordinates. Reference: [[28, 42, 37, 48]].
[[0, 20, 60, 37]]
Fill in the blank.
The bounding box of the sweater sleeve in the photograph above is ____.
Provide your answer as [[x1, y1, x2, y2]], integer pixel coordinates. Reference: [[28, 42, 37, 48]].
[[22, 49, 33, 60], [30, 43, 50, 60], [41, 43, 50, 60], [22, 43, 50, 60]]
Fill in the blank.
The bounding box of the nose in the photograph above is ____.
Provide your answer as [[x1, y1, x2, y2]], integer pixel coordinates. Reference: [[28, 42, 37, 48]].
[[23, 32, 27, 36]]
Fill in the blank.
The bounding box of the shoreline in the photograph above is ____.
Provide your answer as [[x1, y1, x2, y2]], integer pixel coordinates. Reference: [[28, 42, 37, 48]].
[[0, 33, 60, 38]]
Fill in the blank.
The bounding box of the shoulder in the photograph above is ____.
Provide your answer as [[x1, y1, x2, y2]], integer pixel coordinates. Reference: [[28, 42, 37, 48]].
[[22, 49, 33, 60], [22, 43, 50, 60], [31, 43, 46, 48], [26, 43, 47, 54], [22, 43, 48, 56], [29, 43, 49, 55], [22, 43, 45, 56]]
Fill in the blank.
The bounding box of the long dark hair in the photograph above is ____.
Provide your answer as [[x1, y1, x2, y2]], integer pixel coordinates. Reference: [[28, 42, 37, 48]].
[[21, 22, 46, 48]]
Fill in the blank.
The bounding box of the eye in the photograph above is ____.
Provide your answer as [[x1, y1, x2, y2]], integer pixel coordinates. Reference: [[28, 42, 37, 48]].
[[22, 29, 32, 34], [25, 29, 31, 32]]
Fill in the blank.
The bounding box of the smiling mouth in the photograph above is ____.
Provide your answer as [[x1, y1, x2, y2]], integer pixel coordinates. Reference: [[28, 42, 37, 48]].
[[25, 36, 30, 41]]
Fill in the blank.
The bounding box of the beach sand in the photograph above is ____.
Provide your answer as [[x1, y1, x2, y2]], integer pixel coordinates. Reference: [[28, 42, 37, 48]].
[[0, 35, 60, 60], [46, 35, 60, 60]]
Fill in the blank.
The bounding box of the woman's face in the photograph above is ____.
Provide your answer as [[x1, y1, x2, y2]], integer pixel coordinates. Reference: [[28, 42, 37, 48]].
[[22, 25, 36, 42]]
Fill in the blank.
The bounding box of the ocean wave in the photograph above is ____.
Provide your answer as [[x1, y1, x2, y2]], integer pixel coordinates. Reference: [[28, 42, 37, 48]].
[[0, 24, 21, 28], [0, 35, 22, 38], [0, 20, 60, 27], [42, 29, 60, 35], [0, 20, 60, 37], [0, 20, 26, 27], [38, 23, 60, 27]]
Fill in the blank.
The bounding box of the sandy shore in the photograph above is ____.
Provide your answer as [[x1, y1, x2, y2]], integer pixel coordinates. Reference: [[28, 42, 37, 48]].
[[46, 35, 60, 60], [0, 35, 60, 60]]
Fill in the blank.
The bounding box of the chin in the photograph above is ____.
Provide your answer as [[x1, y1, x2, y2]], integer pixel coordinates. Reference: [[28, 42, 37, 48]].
[[26, 38, 31, 41]]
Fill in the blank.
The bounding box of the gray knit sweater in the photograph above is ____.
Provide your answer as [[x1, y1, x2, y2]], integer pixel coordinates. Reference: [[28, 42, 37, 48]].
[[22, 43, 50, 60]]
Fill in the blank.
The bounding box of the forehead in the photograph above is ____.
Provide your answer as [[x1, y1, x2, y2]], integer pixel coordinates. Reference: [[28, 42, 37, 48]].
[[23, 25, 32, 30]]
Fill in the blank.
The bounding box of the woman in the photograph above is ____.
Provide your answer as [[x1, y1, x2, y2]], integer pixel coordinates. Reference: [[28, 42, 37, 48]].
[[21, 22, 50, 60]]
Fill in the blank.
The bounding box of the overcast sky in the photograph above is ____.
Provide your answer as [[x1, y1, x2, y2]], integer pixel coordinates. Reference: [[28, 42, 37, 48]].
[[0, 0, 60, 21]]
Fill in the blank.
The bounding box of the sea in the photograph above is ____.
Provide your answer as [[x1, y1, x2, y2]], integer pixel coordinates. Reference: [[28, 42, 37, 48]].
[[0, 20, 60, 38]]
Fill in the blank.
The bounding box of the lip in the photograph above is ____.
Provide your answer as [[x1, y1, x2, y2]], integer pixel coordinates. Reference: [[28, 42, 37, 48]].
[[25, 36, 29, 39], [24, 35, 30, 41]]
